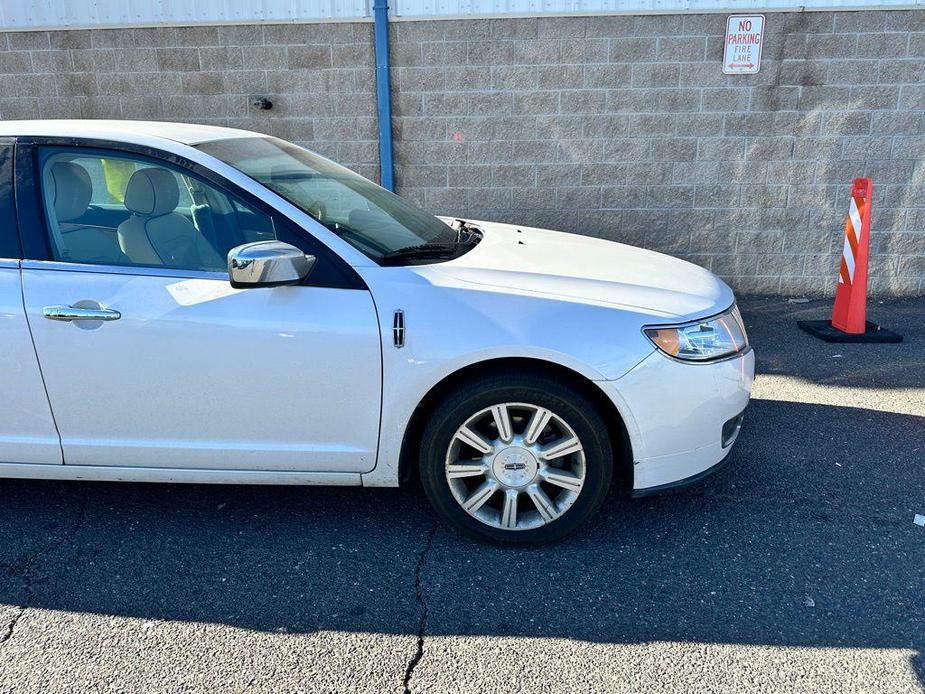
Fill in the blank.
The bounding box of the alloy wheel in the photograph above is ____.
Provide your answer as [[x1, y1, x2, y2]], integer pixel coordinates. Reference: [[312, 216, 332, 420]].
[[445, 402, 586, 531]]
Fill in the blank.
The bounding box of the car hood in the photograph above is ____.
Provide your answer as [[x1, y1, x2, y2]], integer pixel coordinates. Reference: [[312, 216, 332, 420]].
[[428, 220, 734, 321]]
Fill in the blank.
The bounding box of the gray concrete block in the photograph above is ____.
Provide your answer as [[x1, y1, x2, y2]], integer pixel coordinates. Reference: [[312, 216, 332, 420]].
[[156, 47, 200, 72], [635, 15, 684, 37], [884, 10, 925, 32], [857, 31, 910, 58], [842, 135, 893, 159], [488, 18, 538, 41], [172, 26, 221, 47], [805, 32, 859, 59], [701, 88, 749, 112], [200, 46, 244, 71], [442, 66, 489, 91], [536, 114, 584, 141], [899, 84, 925, 109], [585, 16, 635, 39], [677, 113, 723, 137], [609, 37, 656, 62], [490, 65, 537, 90], [630, 63, 680, 88], [538, 17, 588, 39], [655, 36, 707, 62], [557, 186, 602, 209], [288, 45, 333, 70], [466, 91, 513, 115], [511, 91, 559, 115], [602, 137, 652, 162], [181, 71, 225, 96], [441, 19, 491, 42], [679, 61, 733, 88], [652, 138, 696, 162], [466, 40, 513, 65], [583, 63, 631, 89], [910, 32, 925, 56], [746, 137, 794, 161], [561, 38, 610, 65], [873, 111, 923, 135], [579, 163, 628, 186], [49, 30, 92, 50], [877, 58, 925, 83], [582, 114, 628, 138], [849, 84, 900, 109], [559, 90, 606, 114], [241, 45, 287, 70], [819, 111, 871, 135], [536, 64, 584, 89], [0, 51, 31, 74]]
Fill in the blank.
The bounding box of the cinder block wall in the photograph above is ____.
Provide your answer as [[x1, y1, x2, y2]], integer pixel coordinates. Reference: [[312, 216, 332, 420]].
[[0, 24, 381, 180], [1, 11, 923, 296]]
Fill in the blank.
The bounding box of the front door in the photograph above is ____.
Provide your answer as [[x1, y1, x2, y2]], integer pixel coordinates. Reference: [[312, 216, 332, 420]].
[[19, 143, 381, 473]]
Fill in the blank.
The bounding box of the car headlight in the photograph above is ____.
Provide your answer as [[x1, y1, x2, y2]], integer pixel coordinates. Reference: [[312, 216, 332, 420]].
[[644, 306, 749, 362]]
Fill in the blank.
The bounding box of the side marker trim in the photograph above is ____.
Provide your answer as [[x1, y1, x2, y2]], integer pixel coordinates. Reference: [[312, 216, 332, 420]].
[[393, 309, 405, 348]]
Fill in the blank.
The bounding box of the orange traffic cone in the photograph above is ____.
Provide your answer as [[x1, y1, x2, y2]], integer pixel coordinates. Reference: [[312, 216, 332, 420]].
[[798, 178, 902, 343]]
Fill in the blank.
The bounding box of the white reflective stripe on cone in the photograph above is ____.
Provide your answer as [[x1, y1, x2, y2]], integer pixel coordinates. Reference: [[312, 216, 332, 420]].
[[842, 233, 856, 282]]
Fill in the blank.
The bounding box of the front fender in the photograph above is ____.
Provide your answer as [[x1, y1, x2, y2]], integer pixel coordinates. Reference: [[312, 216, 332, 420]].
[[357, 266, 655, 486]]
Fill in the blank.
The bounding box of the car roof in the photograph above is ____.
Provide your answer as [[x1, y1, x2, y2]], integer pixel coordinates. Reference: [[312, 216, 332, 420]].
[[0, 119, 258, 146]]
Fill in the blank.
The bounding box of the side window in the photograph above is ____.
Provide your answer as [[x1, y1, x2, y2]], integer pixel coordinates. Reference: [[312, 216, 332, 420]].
[[38, 148, 278, 273]]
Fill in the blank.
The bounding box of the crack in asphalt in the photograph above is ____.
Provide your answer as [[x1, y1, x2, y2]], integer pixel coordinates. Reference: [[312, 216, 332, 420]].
[[0, 500, 87, 646], [402, 521, 438, 694]]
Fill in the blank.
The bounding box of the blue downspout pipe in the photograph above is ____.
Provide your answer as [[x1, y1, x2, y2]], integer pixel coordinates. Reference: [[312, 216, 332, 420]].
[[373, 0, 395, 192]]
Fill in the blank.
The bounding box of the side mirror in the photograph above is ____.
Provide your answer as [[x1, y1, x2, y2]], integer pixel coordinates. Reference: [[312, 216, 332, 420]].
[[228, 241, 316, 289]]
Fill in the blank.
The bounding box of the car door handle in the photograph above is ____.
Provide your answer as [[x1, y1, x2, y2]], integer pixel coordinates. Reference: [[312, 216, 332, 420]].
[[43, 305, 122, 322]]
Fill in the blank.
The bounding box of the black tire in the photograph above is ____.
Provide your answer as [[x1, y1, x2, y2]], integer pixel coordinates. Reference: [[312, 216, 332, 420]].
[[418, 370, 613, 545]]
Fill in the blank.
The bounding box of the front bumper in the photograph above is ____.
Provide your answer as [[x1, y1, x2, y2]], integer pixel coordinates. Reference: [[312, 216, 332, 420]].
[[599, 347, 755, 494], [630, 445, 734, 497]]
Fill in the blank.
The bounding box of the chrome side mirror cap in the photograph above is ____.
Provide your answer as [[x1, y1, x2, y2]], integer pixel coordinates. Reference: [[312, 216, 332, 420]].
[[228, 241, 316, 289]]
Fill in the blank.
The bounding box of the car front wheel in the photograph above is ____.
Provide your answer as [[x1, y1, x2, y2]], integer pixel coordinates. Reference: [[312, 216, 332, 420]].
[[418, 371, 614, 545]]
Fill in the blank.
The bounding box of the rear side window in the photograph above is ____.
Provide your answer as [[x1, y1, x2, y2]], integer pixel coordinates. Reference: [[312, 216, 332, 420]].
[[0, 141, 20, 259]]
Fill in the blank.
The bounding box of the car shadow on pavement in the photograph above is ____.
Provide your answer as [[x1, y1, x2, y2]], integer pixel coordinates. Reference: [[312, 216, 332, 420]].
[[0, 398, 923, 685]]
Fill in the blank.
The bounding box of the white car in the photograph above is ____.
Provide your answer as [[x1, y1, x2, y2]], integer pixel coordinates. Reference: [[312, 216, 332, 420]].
[[0, 120, 753, 544]]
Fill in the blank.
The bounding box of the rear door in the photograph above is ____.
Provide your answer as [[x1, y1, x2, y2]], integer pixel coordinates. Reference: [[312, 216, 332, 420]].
[[0, 139, 62, 464]]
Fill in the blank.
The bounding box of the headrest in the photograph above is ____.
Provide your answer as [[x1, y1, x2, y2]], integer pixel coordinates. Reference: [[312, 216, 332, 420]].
[[49, 162, 92, 223], [124, 167, 180, 216]]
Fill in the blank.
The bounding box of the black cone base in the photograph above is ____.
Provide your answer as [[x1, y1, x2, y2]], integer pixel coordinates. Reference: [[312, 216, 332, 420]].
[[797, 320, 903, 343]]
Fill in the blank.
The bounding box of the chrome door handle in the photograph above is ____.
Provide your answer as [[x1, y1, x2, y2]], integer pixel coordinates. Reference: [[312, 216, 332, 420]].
[[43, 305, 121, 322]]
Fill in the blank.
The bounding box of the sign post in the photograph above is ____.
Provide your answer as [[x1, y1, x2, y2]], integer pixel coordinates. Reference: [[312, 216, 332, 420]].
[[723, 14, 765, 75]]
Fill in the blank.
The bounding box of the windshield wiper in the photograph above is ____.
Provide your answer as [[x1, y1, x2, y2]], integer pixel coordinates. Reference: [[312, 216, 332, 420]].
[[379, 232, 481, 265], [379, 242, 465, 265]]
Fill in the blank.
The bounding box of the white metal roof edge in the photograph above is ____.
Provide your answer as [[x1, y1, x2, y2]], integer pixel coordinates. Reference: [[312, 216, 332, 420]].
[[389, 4, 925, 19], [1, 1, 921, 33]]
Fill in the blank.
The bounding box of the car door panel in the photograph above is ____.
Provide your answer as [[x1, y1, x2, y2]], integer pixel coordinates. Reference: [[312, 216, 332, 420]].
[[0, 261, 63, 465], [21, 265, 382, 473], [0, 139, 62, 465]]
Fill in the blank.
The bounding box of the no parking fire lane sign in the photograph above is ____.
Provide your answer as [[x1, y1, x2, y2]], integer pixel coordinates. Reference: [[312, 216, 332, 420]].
[[723, 14, 765, 75]]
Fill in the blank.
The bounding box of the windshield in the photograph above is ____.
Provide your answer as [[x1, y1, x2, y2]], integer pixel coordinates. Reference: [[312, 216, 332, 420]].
[[197, 136, 459, 263]]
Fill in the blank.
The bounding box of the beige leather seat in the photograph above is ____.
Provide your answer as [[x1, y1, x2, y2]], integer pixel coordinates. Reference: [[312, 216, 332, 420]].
[[46, 162, 126, 264], [117, 167, 224, 271]]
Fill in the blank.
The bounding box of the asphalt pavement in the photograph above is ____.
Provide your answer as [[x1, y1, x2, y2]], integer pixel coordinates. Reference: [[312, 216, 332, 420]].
[[0, 296, 923, 693]]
